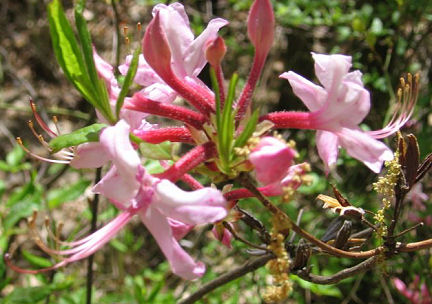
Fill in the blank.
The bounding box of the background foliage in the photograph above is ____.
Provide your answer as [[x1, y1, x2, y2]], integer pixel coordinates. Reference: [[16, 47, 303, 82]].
[[0, 0, 431, 302]]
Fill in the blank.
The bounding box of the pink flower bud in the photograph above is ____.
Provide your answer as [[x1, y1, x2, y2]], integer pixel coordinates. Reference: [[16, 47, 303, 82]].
[[205, 36, 227, 67], [212, 223, 233, 249], [249, 137, 297, 185], [142, 11, 172, 79], [247, 0, 275, 57]]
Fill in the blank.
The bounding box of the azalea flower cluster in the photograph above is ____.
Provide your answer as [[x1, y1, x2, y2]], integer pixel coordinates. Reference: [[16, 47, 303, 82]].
[[11, 0, 416, 282]]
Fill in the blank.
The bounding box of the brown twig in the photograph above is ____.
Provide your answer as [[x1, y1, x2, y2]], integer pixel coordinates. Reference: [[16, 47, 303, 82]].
[[222, 221, 269, 251], [294, 255, 380, 285], [178, 253, 275, 304], [397, 238, 432, 252], [238, 173, 382, 259]]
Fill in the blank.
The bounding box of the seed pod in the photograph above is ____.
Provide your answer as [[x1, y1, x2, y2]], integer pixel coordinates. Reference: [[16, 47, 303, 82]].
[[334, 220, 352, 249], [292, 239, 311, 270]]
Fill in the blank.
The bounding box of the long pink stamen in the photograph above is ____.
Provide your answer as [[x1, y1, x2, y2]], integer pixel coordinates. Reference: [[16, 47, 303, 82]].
[[156, 142, 216, 182], [259, 111, 317, 129], [235, 55, 266, 122], [126, 94, 207, 130], [134, 127, 194, 144], [6, 212, 135, 274], [30, 99, 57, 138], [16, 137, 71, 164], [368, 73, 419, 139]]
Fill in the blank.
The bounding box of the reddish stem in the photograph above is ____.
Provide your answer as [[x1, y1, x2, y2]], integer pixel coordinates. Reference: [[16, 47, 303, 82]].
[[215, 65, 226, 108], [159, 69, 215, 116], [126, 94, 206, 130], [259, 111, 317, 130], [156, 142, 217, 182], [235, 54, 266, 122], [181, 174, 204, 190], [134, 127, 193, 144]]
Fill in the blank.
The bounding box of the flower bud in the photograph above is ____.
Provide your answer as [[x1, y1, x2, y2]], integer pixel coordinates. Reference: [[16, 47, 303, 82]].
[[247, 0, 275, 57], [205, 36, 227, 67]]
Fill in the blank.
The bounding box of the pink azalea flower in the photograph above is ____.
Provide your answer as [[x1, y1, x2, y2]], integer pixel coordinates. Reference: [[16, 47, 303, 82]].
[[249, 136, 297, 185], [121, 3, 228, 105], [393, 276, 432, 304], [16, 119, 228, 280], [280, 53, 393, 173], [406, 183, 429, 210]]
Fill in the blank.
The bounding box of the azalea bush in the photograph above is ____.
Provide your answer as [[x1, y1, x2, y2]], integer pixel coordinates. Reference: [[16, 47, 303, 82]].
[[1, 0, 431, 303]]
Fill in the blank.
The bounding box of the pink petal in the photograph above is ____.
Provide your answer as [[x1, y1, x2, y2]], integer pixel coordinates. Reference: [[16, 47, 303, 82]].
[[337, 128, 393, 173], [154, 3, 194, 78], [70, 142, 110, 169], [93, 166, 139, 208], [280, 71, 327, 112], [261, 163, 309, 196], [212, 224, 233, 249], [184, 18, 229, 77], [140, 207, 205, 280], [137, 83, 177, 103], [312, 53, 352, 91], [316, 131, 339, 174], [168, 218, 194, 241], [93, 120, 141, 204], [153, 180, 227, 225], [249, 136, 296, 185], [119, 54, 164, 87]]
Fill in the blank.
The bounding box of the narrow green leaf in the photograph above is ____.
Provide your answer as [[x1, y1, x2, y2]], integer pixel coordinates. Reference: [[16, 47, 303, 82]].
[[234, 108, 259, 148], [47, 0, 96, 106], [49, 123, 106, 152], [116, 46, 141, 118], [74, 2, 115, 123], [219, 73, 238, 170], [21, 250, 53, 268], [209, 67, 221, 130]]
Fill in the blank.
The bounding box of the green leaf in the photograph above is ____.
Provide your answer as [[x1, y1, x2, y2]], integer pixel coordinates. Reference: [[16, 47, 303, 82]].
[[5, 286, 52, 304], [110, 239, 128, 253], [48, 0, 95, 106], [218, 73, 238, 172], [139, 141, 174, 160], [234, 108, 259, 148], [116, 46, 141, 118], [4, 200, 40, 231], [291, 275, 342, 297], [47, 179, 91, 209], [21, 250, 53, 268], [48, 0, 115, 123], [6, 145, 25, 167], [49, 123, 106, 152], [74, 1, 115, 123], [209, 67, 222, 130]]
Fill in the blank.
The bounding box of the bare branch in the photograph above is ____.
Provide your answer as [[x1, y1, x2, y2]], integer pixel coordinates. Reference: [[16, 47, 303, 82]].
[[294, 256, 379, 285], [178, 253, 275, 304]]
